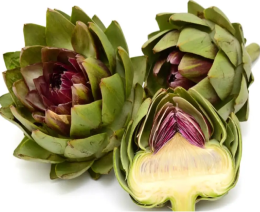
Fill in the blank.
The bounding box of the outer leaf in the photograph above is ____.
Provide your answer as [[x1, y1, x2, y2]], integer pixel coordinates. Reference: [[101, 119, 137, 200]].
[[213, 25, 242, 66], [188, 0, 205, 18], [204, 6, 235, 35], [32, 130, 69, 155], [156, 13, 174, 31], [46, 9, 75, 50], [55, 161, 94, 179], [3, 52, 20, 70], [0, 93, 13, 107], [113, 148, 134, 196], [3, 68, 24, 107], [20, 46, 43, 67], [82, 58, 110, 100], [170, 13, 209, 28], [12, 79, 34, 111], [71, 21, 96, 58], [208, 51, 235, 100], [14, 137, 65, 164], [64, 133, 108, 159], [71, 6, 92, 25], [92, 15, 106, 32], [246, 43, 260, 62], [23, 24, 47, 46], [142, 30, 171, 60], [120, 121, 133, 176], [105, 21, 129, 54], [70, 100, 102, 138], [54, 9, 70, 20], [132, 56, 148, 86], [10, 106, 41, 132], [177, 27, 218, 59], [234, 75, 248, 113], [118, 47, 133, 98], [189, 89, 227, 143], [91, 152, 113, 174], [153, 30, 180, 53], [100, 74, 125, 125], [89, 22, 116, 73]]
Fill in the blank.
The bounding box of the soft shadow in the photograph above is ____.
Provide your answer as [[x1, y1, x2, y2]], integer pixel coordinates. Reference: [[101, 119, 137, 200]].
[[196, 183, 241, 211], [97, 170, 117, 187], [53, 172, 91, 195], [15, 160, 51, 183]]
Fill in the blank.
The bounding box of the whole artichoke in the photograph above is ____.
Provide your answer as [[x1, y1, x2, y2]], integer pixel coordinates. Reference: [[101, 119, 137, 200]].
[[0, 7, 147, 180], [143, 0, 260, 122], [114, 87, 241, 211]]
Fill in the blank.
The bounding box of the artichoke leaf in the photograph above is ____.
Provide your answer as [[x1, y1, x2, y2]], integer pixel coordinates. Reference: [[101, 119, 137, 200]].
[[82, 57, 110, 100], [23, 24, 47, 46], [204, 6, 235, 35], [32, 130, 70, 155], [55, 160, 94, 179], [188, 0, 205, 18], [14, 137, 65, 164], [105, 21, 129, 54], [208, 50, 235, 101], [20, 46, 43, 67], [91, 151, 113, 175], [100, 74, 125, 126], [3, 68, 25, 108], [153, 31, 180, 53], [189, 89, 226, 143], [64, 133, 108, 159], [70, 100, 102, 138], [54, 9, 71, 20], [177, 27, 218, 60], [46, 9, 75, 50], [3, 51, 20, 70], [156, 13, 175, 31], [118, 47, 133, 98], [0, 93, 13, 108], [89, 22, 116, 73], [71, 21, 96, 58], [88, 168, 101, 180], [71, 6, 92, 25], [170, 13, 209, 29], [246, 43, 260, 62], [92, 15, 106, 32], [102, 128, 125, 153]]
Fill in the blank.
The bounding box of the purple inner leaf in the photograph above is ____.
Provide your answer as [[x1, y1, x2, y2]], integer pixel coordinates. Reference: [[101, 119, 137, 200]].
[[149, 104, 205, 153]]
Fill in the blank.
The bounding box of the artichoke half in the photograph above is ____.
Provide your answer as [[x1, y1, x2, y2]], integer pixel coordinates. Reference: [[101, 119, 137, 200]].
[[114, 88, 242, 211], [143, 0, 260, 122], [0, 7, 147, 180]]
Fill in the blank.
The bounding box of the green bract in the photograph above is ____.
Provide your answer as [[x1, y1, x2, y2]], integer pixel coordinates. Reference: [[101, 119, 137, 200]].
[[143, 0, 260, 122], [0, 7, 147, 180], [114, 87, 242, 211]]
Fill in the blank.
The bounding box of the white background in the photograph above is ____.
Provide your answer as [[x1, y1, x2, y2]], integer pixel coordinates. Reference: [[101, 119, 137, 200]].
[[0, 0, 259, 211]]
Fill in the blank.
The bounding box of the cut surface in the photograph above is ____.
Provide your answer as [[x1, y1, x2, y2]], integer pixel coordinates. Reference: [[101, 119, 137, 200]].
[[128, 133, 235, 211]]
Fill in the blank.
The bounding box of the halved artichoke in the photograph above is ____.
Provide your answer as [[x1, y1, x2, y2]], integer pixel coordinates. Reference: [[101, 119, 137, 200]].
[[114, 88, 241, 211], [0, 7, 147, 180], [143, 0, 260, 122]]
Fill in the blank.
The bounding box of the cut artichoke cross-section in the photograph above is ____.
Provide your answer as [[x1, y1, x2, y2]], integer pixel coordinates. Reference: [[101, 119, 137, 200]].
[[114, 87, 241, 211], [128, 133, 235, 211]]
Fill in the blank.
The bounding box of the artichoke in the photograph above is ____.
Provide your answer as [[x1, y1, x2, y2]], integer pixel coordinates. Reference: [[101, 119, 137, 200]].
[[0, 7, 147, 180], [143, 0, 260, 122], [114, 87, 242, 211]]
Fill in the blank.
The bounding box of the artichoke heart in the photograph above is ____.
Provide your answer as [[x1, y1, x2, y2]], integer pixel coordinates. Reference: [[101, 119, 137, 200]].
[[128, 133, 235, 211]]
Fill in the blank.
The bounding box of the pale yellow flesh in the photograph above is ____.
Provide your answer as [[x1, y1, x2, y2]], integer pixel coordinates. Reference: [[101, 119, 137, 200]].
[[128, 133, 235, 211]]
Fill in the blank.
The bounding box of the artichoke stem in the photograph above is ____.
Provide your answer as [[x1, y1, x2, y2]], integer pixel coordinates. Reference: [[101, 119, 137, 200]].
[[170, 194, 195, 211]]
